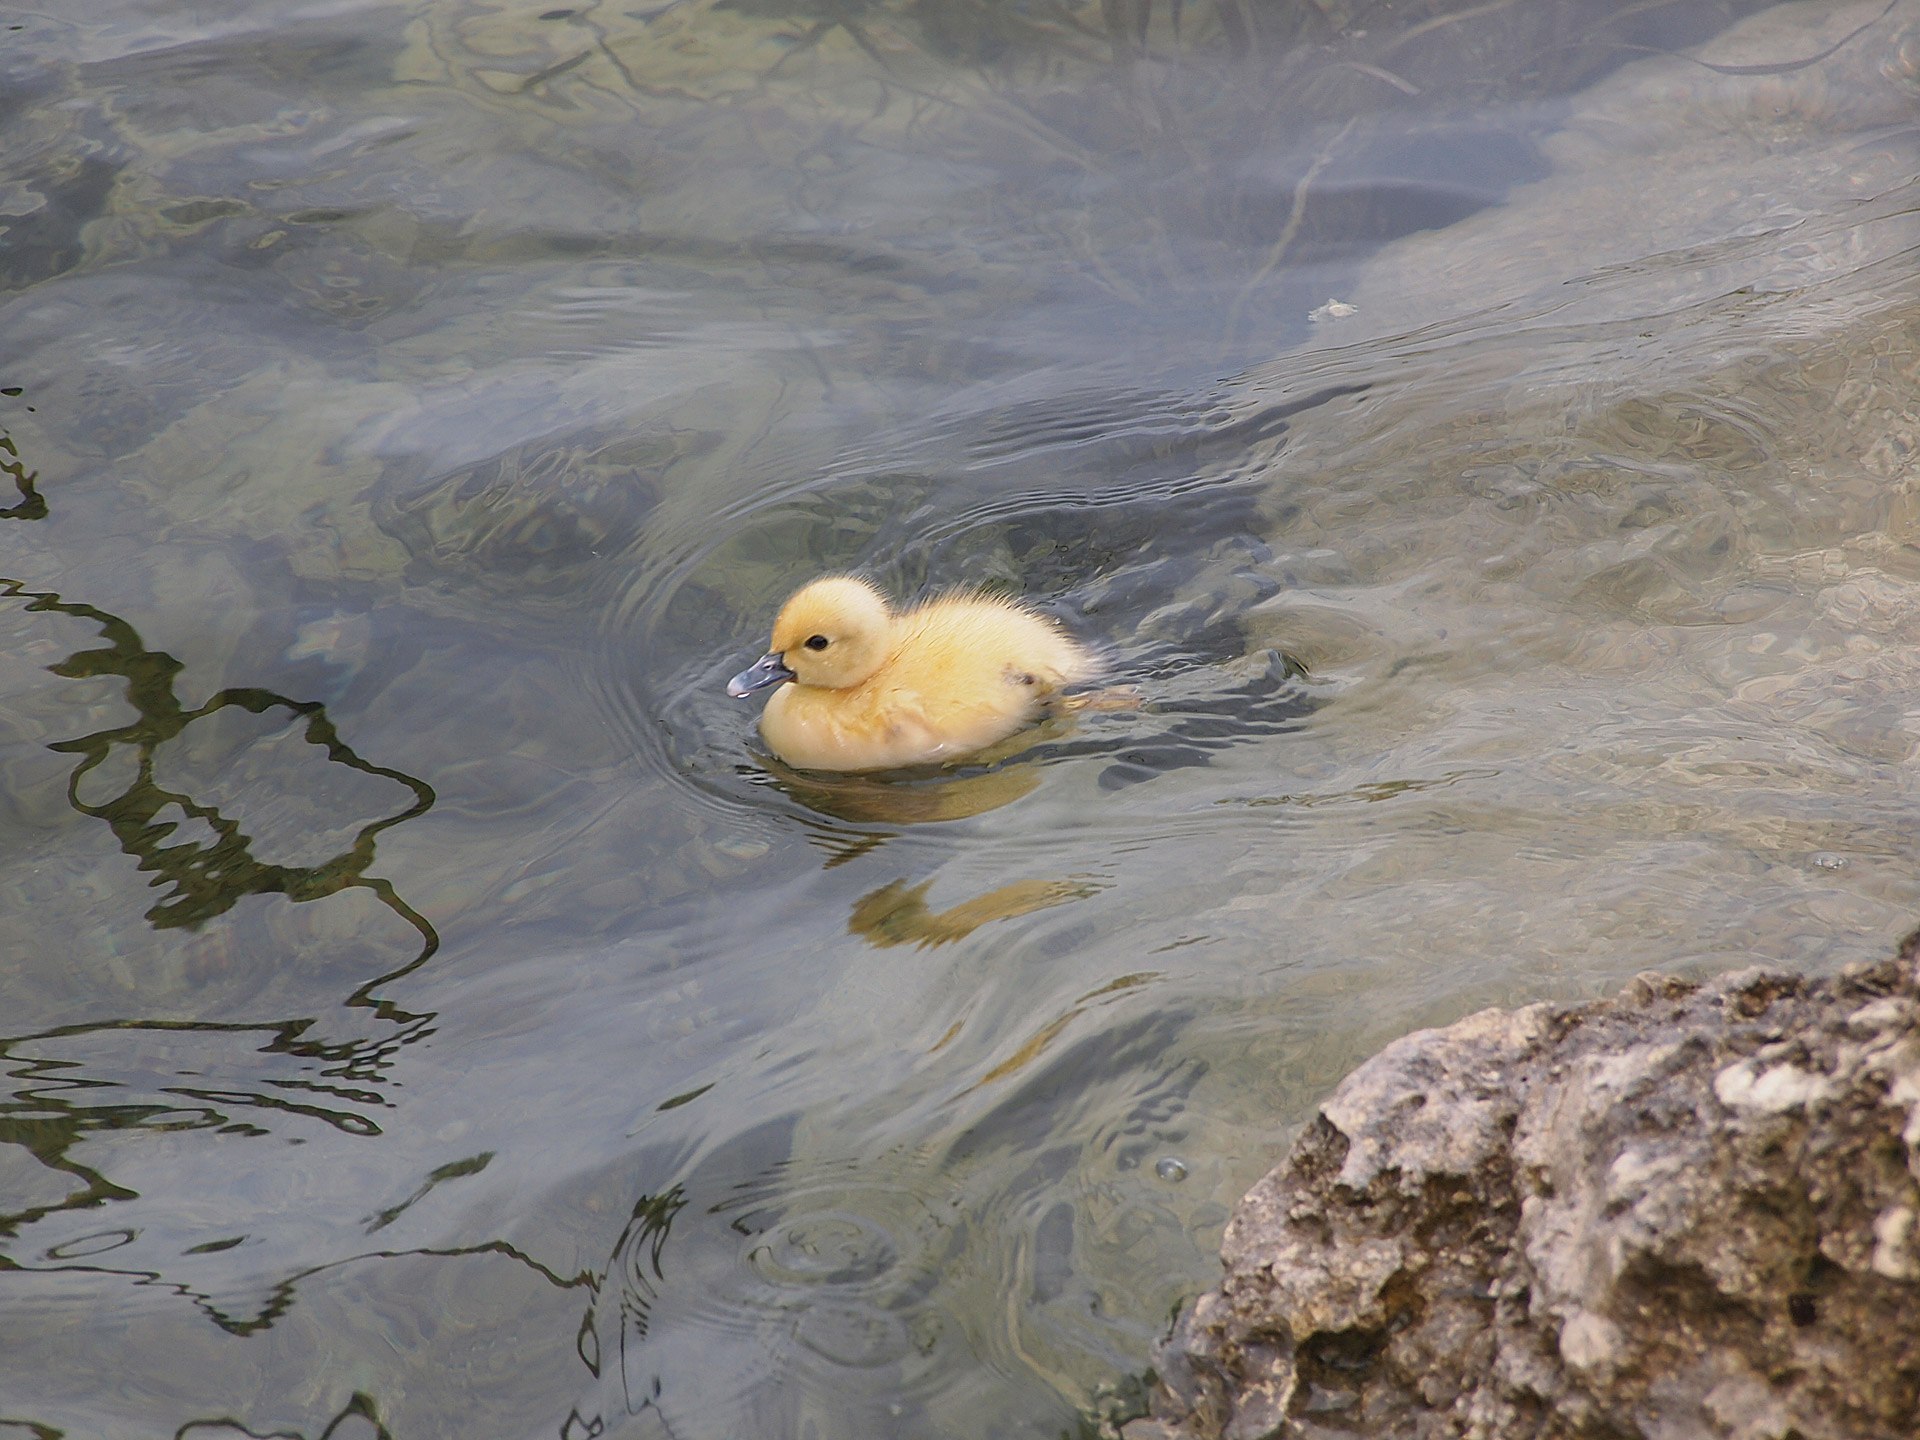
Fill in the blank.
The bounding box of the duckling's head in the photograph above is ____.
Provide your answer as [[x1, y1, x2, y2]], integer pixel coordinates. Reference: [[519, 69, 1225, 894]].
[[727, 576, 894, 697]]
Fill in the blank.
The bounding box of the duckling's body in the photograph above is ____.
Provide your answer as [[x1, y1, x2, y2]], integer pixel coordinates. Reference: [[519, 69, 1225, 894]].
[[727, 576, 1093, 772]]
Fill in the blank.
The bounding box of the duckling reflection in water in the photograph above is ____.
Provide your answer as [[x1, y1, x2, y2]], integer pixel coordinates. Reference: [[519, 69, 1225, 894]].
[[727, 575, 1096, 772], [847, 875, 1103, 949]]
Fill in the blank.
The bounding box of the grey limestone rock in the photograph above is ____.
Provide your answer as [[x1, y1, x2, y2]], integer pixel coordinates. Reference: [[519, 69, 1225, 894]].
[[1126, 938, 1920, 1439]]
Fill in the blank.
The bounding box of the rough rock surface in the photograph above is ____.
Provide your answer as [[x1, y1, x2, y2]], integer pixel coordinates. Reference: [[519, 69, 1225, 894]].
[[1125, 939, 1920, 1440]]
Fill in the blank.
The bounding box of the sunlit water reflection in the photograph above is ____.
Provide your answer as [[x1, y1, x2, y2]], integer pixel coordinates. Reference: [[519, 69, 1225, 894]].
[[2, 0, 1917, 1435]]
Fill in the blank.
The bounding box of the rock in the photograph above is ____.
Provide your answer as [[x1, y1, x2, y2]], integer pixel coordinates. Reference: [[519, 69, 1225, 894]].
[[1125, 940, 1920, 1440]]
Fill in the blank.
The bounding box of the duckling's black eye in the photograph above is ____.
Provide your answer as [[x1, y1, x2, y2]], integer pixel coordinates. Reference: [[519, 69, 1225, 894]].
[[804, 634, 830, 651]]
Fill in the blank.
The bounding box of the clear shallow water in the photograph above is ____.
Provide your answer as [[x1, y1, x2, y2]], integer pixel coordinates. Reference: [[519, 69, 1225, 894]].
[[3, 0, 1918, 1434]]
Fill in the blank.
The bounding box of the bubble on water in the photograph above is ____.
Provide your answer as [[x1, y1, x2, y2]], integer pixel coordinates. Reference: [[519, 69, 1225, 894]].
[[1154, 1157, 1188, 1184]]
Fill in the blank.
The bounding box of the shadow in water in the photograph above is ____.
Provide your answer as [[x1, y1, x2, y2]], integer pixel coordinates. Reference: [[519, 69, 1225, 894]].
[[0, 427, 46, 521], [1, 577, 437, 976], [0, 570, 450, 1337], [176, 1392, 395, 1440], [3, 1015, 405, 1234]]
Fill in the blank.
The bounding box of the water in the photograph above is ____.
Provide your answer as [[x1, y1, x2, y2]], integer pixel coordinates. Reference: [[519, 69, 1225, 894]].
[[2, 0, 1917, 1435]]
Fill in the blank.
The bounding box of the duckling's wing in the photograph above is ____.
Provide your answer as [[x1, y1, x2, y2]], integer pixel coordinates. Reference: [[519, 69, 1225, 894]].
[[877, 618, 1061, 754], [902, 594, 1093, 688]]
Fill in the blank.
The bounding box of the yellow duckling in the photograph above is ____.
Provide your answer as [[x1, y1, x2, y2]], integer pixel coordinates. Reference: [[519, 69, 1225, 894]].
[[727, 575, 1095, 771]]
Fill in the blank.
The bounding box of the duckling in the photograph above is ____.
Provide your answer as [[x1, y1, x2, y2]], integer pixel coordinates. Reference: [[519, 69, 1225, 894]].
[[727, 575, 1094, 772]]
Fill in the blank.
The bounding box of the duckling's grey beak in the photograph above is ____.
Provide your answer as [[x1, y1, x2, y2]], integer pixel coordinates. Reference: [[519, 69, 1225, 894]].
[[727, 653, 795, 698]]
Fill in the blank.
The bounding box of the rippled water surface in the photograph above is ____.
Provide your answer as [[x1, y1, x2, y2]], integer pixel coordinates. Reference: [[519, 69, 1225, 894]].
[[4, 0, 1919, 1434]]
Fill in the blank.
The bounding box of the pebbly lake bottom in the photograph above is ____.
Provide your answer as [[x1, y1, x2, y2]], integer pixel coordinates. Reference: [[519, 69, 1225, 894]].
[[2, 0, 1919, 1435]]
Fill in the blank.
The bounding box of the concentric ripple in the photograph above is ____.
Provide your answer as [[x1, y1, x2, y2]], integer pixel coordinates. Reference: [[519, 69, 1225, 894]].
[[577, 372, 1351, 834], [573, 1158, 966, 1438]]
